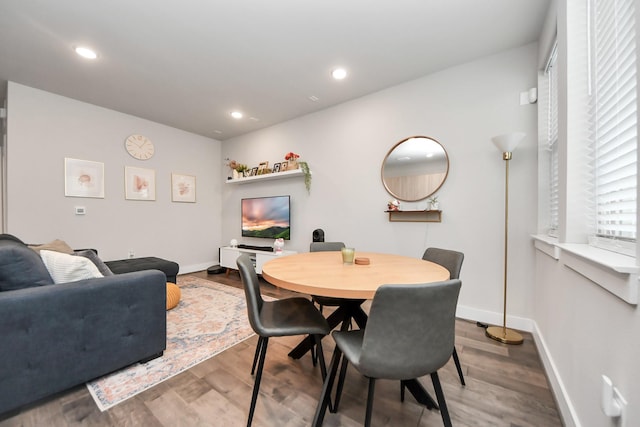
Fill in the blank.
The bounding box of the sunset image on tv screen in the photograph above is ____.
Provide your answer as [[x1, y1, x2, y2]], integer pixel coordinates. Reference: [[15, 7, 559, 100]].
[[241, 196, 290, 240]]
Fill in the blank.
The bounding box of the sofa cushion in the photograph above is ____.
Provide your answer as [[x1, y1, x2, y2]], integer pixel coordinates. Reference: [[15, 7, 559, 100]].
[[0, 237, 54, 291], [74, 250, 114, 276], [40, 250, 103, 284], [29, 239, 74, 255], [105, 257, 179, 283], [0, 234, 26, 244]]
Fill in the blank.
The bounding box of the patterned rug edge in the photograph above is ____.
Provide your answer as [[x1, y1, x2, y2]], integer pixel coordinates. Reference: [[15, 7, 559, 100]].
[[86, 277, 259, 412], [87, 332, 256, 412]]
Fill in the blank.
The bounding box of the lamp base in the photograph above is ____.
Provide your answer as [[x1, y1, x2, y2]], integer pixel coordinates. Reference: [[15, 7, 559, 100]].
[[485, 326, 523, 345]]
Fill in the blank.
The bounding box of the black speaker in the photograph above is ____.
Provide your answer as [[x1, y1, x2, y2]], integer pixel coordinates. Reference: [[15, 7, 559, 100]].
[[312, 229, 325, 242]]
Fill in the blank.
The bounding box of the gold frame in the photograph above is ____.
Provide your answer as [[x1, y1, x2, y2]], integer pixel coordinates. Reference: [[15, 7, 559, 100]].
[[257, 161, 269, 175]]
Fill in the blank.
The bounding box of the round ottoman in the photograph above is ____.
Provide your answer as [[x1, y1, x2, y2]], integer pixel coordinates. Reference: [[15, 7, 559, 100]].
[[166, 282, 181, 310]]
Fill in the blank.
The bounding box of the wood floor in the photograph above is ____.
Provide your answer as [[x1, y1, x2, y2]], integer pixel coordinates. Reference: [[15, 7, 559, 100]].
[[0, 271, 562, 427]]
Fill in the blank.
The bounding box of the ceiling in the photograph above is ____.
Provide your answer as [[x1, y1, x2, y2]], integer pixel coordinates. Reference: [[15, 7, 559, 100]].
[[0, 0, 550, 141]]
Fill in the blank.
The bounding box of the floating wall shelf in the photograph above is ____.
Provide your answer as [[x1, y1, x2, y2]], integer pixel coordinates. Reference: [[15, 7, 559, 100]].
[[225, 168, 305, 185], [385, 210, 442, 222]]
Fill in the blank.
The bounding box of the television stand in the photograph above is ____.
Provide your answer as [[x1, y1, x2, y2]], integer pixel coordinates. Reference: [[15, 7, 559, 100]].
[[220, 246, 297, 275], [237, 244, 274, 252]]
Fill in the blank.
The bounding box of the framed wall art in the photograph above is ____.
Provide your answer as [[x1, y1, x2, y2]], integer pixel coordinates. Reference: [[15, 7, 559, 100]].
[[64, 158, 105, 198], [125, 166, 156, 201], [171, 173, 196, 203]]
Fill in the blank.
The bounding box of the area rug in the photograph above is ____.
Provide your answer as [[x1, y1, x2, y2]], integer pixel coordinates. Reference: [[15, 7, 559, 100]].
[[87, 276, 260, 411]]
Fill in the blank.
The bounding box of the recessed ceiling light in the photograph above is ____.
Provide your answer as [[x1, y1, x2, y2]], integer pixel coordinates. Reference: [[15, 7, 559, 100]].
[[231, 111, 243, 119], [308, 95, 319, 102], [331, 68, 347, 80], [74, 46, 98, 59]]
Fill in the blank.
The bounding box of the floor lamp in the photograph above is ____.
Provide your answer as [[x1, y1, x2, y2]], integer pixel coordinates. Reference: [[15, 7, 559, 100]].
[[486, 132, 526, 345]]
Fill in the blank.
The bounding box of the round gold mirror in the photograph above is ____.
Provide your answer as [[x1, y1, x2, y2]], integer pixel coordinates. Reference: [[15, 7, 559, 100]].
[[381, 136, 449, 202]]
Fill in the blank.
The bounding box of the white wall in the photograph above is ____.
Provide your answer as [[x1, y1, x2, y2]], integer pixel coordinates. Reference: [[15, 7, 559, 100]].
[[534, 250, 640, 427], [222, 43, 539, 327], [529, 1, 640, 426], [5, 82, 222, 273]]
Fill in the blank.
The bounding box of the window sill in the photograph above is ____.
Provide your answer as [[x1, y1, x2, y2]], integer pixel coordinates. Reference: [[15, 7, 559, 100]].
[[532, 235, 639, 305], [532, 234, 560, 259]]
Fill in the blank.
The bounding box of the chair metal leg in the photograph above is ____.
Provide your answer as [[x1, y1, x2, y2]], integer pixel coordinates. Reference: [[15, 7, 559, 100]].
[[312, 345, 343, 427], [251, 336, 265, 375], [430, 371, 452, 427], [313, 334, 328, 380], [452, 346, 465, 386], [340, 315, 352, 331], [247, 337, 269, 427], [400, 380, 405, 402], [333, 353, 350, 412], [364, 378, 376, 427], [311, 342, 318, 366]]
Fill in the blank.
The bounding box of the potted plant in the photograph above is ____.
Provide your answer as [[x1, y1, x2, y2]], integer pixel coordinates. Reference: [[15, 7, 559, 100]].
[[285, 152, 311, 193], [427, 195, 439, 210], [299, 161, 312, 194], [284, 152, 300, 169], [235, 163, 248, 177], [226, 160, 248, 178]]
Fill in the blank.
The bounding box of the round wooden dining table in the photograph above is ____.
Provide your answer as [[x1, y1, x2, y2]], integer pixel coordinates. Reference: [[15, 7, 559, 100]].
[[261, 251, 451, 410], [262, 251, 450, 299]]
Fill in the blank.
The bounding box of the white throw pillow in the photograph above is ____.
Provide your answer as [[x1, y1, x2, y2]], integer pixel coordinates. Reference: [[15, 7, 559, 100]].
[[40, 249, 104, 284]]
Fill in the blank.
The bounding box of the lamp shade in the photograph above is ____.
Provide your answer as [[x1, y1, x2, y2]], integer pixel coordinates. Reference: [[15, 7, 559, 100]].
[[492, 132, 526, 153]]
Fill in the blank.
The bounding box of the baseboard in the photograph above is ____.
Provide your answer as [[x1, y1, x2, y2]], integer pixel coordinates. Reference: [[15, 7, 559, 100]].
[[532, 322, 581, 427], [178, 262, 216, 275], [455, 306, 578, 427], [455, 304, 534, 332]]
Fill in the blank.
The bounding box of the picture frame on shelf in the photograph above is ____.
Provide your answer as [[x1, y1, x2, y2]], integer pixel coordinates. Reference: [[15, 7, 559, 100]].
[[281, 161, 288, 171], [257, 161, 269, 175], [64, 158, 105, 198], [171, 173, 196, 203], [273, 162, 281, 173], [249, 167, 258, 176], [125, 166, 156, 201]]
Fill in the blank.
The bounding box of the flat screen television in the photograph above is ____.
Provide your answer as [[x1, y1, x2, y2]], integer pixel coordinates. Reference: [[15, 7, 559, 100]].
[[241, 195, 290, 240]]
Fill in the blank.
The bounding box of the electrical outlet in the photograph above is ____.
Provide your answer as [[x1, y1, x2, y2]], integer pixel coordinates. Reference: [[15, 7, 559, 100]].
[[601, 375, 627, 426], [614, 387, 627, 427], [128, 250, 135, 259]]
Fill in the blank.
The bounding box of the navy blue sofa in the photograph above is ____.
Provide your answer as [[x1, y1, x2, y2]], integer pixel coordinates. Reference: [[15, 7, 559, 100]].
[[0, 235, 167, 415]]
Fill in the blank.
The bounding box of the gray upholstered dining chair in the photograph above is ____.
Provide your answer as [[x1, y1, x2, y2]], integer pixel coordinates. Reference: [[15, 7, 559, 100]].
[[421, 247, 466, 386], [312, 280, 462, 427], [236, 254, 330, 426], [309, 241, 349, 312], [309, 241, 367, 341]]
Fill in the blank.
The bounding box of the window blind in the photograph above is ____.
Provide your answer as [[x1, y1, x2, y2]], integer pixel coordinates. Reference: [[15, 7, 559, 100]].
[[547, 45, 559, 235], [591, 0, 637, 242]]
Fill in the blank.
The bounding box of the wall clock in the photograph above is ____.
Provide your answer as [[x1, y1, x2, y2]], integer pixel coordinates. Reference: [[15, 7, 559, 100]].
[[125, 134, 155, 160]]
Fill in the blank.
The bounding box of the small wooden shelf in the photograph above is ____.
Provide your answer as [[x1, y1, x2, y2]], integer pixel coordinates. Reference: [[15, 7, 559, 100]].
[[225, 168, 306, 185], [385, 210, 442, 222]]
